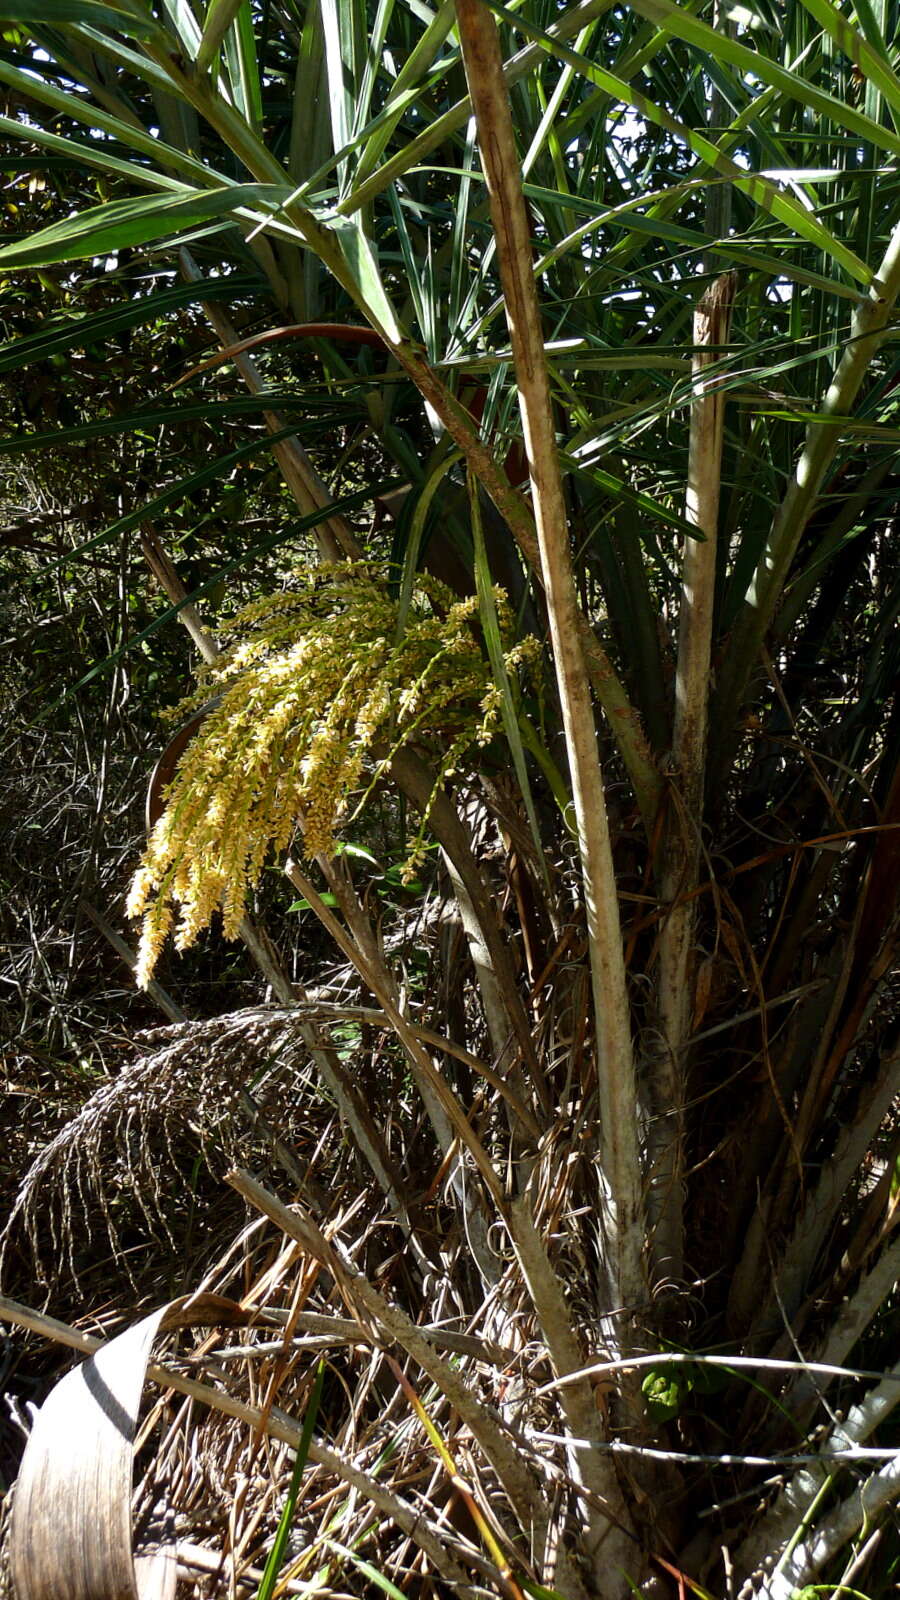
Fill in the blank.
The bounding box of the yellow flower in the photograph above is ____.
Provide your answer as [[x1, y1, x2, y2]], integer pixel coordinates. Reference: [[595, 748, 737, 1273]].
[[128, 562, 539, 985]]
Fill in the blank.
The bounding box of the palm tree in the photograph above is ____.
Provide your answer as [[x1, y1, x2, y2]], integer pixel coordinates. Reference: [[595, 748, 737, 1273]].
[[2, 0, 899, 1595]]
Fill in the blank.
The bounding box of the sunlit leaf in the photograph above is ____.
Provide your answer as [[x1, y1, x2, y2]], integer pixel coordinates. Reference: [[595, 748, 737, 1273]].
[[0, 184, 285, 268]]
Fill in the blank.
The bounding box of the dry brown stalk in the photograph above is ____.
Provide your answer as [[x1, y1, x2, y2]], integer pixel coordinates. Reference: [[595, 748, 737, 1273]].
[[284, 857, 507, 1210], [508, 1196, 638, 1596], [227, 1168, 565, 1578]]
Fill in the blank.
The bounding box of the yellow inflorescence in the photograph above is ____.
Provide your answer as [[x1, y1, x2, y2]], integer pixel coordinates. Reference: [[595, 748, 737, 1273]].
[[129, 562, 540, 987]]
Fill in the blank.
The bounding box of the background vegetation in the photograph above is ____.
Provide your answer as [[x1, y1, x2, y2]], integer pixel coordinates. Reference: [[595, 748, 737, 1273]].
[[0, 0, 898, 1596]]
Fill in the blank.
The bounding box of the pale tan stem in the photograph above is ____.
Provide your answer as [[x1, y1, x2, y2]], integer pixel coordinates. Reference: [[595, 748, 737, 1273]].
[[397, 341, 663, 833], [454, 0, 646, 1325], [652, 273, 734, 1278], [163, 96, 661, 830], [80, 898, 187, 1024], [390, 748, 546, 1105], [316, 842, 538, 1125], [675, 275, 735, 807], [140, 521, 220, 666], [508, 1196, 638, 1597], [228, 1168, 561, 1568]]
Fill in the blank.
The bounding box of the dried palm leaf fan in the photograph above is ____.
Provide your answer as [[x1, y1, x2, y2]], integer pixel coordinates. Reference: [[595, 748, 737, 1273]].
[[9, 1296, 248, 1600]]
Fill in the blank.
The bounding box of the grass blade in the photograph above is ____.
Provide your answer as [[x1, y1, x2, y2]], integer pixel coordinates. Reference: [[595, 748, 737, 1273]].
[[323, 1540, 408, 1600], [2, 0, 155, 33], [256, 1360, 326, 1600]]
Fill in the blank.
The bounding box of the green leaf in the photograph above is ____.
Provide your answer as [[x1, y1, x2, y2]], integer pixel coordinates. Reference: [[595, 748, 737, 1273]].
[[0, 274, 257, 373], [50, 425, 302, 570], [54, 478, 403, 704], [0, 61, 222, 186], [395, 449, 461, 637], [0, 184, 284, 269], [255, 1360, 325, 1600], [0, 0, 156, 36], [560, 450, 700, 537], [323, 1541, 406, 1600], [334, 841, 381, 866], [222, 0, 262, 128], [324, 215, 405, 343], [792, 0, 900, 123], [469, 468, 552, 897], [319, 0, 357, 180], [641, 1366, 692, 1420], [617, 0, 900, 155], [0, 393, 349, 455], [195, 0, 245, 73], [520, 178, 866, 303], [480, 0, 874, 283], [351, 0, 457, 189], [337, 0, 617, 215]]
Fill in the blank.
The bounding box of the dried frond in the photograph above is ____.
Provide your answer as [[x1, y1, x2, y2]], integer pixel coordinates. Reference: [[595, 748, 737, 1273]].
[[0, 1009, 324, 1284]]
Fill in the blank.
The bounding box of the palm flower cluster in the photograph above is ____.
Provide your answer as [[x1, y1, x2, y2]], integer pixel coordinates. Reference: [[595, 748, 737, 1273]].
[[128, 561, 539, 986]]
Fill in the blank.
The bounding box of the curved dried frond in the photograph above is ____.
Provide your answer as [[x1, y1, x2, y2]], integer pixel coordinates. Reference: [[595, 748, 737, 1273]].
[[1, 1010, 318, 1282]]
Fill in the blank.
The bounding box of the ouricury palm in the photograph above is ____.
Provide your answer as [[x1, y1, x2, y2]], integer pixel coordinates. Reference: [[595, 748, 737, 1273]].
[[2, 1, 899, 1596]]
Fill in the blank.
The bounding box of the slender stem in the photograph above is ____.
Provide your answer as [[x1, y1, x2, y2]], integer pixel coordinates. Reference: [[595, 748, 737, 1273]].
[[229, 1167, 554, 1560], [390, 748, 546, 1100], [336, 0, 619, 218], [284, 857, 505, 1208], [508, 1196, 637, 1596], [393, 341, 661, 830], [454, 0, 646, 1324], [652, 273, 735, 1278]]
